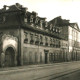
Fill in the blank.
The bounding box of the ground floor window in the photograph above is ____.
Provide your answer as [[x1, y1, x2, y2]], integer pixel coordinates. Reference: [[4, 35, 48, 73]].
[[35, 52, 38, 64], [40, 52, 42, 63]]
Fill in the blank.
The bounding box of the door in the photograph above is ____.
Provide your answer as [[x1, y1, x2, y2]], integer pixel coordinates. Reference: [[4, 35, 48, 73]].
[[5, 47, 15, 67], [44, 50, 49, 64]]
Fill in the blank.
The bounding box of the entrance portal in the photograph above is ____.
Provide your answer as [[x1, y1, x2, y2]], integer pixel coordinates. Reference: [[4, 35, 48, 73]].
[[44, 50, 49, 64], [5, 47, 15, 67]]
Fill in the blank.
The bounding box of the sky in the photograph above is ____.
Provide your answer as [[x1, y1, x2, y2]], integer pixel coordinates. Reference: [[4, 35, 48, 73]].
[[0, 0, 80, 27]]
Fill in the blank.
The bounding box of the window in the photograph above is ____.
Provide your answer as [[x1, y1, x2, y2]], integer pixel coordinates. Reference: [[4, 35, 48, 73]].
[[40, 35, 43, 45], [35, 17, 39, 25], [50, 24, 53, 31], [35, 35, 39, 41], [35, 52, 38, 63], [50, 38, 53, 47], [40, 20, 43, 29], [24, 18, 27, 23], [24, 32, 28, 43], [69, 40, 72, 46], [35, 34, 39, 45], [45, 37, 48, 46], [30, 15, 33, 23], [45, 21, 48, 28], [49, 53, 53, 63], [29, 52, 32, 64], [30, 33, 34, 44], [40, 52, 42, 63], [53, 38, 55, 47]]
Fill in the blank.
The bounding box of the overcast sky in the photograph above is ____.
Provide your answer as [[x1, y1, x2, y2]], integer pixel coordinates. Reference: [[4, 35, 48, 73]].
[[0, 0, 80, 27]]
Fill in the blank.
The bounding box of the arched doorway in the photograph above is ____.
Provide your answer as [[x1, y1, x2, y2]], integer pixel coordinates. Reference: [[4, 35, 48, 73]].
[[5, 47, 15, 67]]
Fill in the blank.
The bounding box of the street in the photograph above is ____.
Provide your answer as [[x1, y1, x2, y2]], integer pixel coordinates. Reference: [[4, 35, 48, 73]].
[[0, 61, 80, 80], [53, 70, 80, 80]]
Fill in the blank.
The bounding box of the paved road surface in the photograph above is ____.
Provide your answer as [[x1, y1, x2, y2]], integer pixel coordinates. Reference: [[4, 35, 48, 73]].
[[0, 61, 80, 80], [53, 70, 80, 80]]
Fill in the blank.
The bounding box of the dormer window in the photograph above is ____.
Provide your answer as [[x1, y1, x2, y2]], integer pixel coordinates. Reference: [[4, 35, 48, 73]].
[[40, 20, 43, 29], [24, 17, 27, 23], [53, 28, 55, 32], [35, 17, 39, 24], [50, 24, 53, 31], [30, 15, 33, 23], [45, 21, 48, 28]]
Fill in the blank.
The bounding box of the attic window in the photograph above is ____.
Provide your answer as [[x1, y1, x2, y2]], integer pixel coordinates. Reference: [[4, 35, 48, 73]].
[[4, 5, 9, 10], [0, 16, 6, 23], [24, 18, 27, 22], [6, 7, 9, 10]]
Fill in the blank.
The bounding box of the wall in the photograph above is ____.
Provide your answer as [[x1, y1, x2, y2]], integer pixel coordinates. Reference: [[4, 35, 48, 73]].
[[0, 28, 19, 66], [22, 29, 68, 65]]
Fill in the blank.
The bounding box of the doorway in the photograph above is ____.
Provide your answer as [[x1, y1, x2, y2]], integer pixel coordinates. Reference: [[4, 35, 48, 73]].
[[44, 50, 49, 64], [5, 47, 15, 67]]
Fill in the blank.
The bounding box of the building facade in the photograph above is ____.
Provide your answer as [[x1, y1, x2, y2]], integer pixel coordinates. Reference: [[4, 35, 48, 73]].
[[49, 16, 80, 61], [0, 3, 79, 67]]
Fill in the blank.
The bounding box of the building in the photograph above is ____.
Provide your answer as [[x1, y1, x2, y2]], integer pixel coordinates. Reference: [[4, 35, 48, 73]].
[[49, 16, 80, 61], [0, 3, 79, 67]]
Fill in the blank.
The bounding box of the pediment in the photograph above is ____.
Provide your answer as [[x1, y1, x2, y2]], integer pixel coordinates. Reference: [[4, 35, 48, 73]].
[[70, 23, 79, 30]]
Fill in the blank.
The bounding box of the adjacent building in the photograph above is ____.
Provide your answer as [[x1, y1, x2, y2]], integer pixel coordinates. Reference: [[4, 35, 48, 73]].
[[49, 16, 80, 61]]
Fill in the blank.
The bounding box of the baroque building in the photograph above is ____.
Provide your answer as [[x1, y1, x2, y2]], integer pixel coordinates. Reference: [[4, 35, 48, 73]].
[[0, 3, 79, 67]]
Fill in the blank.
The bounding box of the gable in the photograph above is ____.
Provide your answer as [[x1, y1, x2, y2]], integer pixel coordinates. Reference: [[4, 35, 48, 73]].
[[70, 23, 79, 31]]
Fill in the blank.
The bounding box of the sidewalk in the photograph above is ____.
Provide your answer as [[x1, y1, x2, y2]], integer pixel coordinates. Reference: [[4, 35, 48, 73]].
[[0, 61, 80, 72]]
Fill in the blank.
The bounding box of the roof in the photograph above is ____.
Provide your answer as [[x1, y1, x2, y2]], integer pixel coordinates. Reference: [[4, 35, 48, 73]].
[[69, 23, 80, 31], [49, 16, 70, 26]]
